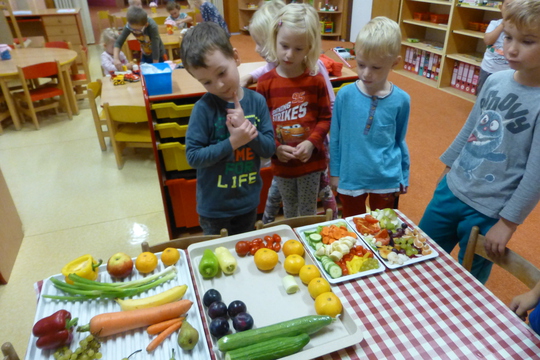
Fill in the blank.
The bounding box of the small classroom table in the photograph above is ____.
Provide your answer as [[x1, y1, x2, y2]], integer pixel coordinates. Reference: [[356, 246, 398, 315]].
[[0, 47, 79, 130]]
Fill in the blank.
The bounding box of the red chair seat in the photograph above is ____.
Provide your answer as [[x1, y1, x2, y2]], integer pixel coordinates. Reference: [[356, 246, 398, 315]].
[[71, 73, 87, 81], [27, 87, 64, 102]]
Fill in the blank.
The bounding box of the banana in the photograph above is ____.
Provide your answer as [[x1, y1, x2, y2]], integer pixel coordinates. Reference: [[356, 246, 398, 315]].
[[116, 285, 188, 311]]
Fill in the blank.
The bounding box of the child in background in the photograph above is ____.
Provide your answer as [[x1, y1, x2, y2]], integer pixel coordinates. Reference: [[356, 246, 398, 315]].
[[128, 0, 143, 7], [477, 0, 512, 95], [113, 6, 166, 68], [419, 0, 540, 284], [187, 0, 230, 37], [257, 3, 332, 219], [100, 28, 133, 74], [244, 0, 337, 222], [180, 22, 275, 235], [166, 0, 192, 29], [329, 17, 410, 218]]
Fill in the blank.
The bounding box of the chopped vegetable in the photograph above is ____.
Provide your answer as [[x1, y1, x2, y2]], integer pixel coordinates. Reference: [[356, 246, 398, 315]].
[[282, 275, 299, 294]]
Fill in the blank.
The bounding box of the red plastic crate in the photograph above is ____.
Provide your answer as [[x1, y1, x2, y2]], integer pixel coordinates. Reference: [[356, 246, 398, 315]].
[[430, 13, 449, 24], [413, 12, 431, 21]]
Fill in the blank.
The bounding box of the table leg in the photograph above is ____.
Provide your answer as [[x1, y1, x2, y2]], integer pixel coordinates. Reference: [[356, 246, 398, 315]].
[[0, 78, 22, 130], [62, 69, 79, 116], [167, 46, 174, 62]]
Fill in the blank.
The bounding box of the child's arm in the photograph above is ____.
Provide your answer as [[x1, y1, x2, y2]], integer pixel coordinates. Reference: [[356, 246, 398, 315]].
[[484, 20, 504, 46], [227, 119, 258, 150], [148, 21, 162, 63], [114, 27, 131, 69], [510, 281, 540, 320], [241, 62, 277, 87], [101, 52, 117, 74], [395, 94, 411, 191], [316, 59, 336, 111], [484, 217, 518, 258], [329, 89, 343, 191]]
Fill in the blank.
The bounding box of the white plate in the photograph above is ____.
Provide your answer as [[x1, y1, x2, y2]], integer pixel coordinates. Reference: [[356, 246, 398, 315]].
[[187, 225, 363, 360], [295, 220, 385, 284], [345, 214, 439, 269], [26, 254, 211, 360]]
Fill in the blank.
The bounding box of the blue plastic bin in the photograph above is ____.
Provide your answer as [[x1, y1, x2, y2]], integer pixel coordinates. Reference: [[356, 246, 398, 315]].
[[142, 63, 173, 96]]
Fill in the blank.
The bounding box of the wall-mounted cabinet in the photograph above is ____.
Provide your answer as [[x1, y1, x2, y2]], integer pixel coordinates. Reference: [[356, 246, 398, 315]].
[[396, 0, 501, 102], [238, 0, 348, 40]]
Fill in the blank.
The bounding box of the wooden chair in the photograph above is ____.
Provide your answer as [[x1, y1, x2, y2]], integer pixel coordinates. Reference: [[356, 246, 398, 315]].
[[96, 10, 110, 35], [103, 103, 152, 169], [71, 45, 92, 99], [0, 91, 11, 134], [108, 14, 120, 31], [1, 342, 20, 360], [13, 60, 72, 130], [141, 228, 229, 252], [126, 39, 142, 62], [87, 79, 108, 151], [255, 208, 333, 230], [463, 226, 540, 289], [0, 1, 25, 48]]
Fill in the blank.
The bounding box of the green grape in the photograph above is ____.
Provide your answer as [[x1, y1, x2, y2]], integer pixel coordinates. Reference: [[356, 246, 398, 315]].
[[86, 335, 94, 342], [70, 354, 77, 360], [79, 339, 88, 348], [406, 249, 414, 256], [95, 353, 102, 359], [80, 355, 89, 360]]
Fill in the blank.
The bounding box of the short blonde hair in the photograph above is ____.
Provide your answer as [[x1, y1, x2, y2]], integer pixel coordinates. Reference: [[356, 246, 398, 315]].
[[249, 0, 285, 58], [187, 0, 202, 7], [267, 3, 321, 74], [504, 0, 540, 30], [355, 17, 401, 61], [100, 28, 119, 46]]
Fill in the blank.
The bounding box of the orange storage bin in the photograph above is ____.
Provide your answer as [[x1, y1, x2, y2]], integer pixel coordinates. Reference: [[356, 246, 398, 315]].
[[479, 22, 489, 32], [430, 13, 449, 24], [166, 178, 199, 228], [468, 21, 480, 31], [413, 12, 431, 21], [258, 166, 274, 214]]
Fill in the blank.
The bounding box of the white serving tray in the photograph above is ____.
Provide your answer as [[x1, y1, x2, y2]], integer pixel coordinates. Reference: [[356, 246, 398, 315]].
[[345, 214, 439, 269], [26, 253, 211, 360], [187, 225, 363, 360], [295, 220, 385, 284]]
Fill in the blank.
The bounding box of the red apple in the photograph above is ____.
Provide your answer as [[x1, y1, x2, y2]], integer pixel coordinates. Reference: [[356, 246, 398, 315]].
[[107, 252, 134, 279]]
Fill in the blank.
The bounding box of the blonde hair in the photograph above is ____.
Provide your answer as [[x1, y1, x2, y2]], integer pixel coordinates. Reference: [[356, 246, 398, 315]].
[[505, 0, 540, 30], [187, 0, 202, 7], [355, 16, 401, 61], [249, 0, 285, 59], [100, 28, 119, 46], [267, 3, 321, 74]]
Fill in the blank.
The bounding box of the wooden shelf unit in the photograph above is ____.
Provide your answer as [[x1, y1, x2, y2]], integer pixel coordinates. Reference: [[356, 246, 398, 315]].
[[398, 0, 502, 102], [238, 0, 347, 40]]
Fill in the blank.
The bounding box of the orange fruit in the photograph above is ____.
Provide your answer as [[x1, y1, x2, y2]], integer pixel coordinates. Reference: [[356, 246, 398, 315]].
[[254, 248, 279, 271], [161, 247, 180, 266], [135, 252, 158, 274], [314, 292, 343, 317], [283, 254, 305, 275], [299, 264, 321, 285], [308, 277, 331, 299], [282, 239, 305, 257]]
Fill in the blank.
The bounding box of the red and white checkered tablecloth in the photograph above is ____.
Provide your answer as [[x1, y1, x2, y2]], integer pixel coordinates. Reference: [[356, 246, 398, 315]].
[[312, 211, 540, 360]]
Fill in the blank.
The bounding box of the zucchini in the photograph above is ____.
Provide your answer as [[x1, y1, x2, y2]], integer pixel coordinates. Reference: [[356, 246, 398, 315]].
[[224, 333, 310, 360], [217, 315, 333, 352]]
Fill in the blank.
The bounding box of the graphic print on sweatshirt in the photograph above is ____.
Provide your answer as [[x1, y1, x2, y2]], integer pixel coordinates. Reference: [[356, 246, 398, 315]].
[[217, 114, 261, 189], [272, 92, 310, 146]]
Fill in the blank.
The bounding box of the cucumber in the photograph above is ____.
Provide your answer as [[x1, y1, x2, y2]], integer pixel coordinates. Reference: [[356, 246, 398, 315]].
[[224, 333, 310, 360], [309, 233, 322, 242], [320, 255, 343, 279], [217, 315, 333, 352], [314, 242, 324, 251], [304, 229, 318, 237]]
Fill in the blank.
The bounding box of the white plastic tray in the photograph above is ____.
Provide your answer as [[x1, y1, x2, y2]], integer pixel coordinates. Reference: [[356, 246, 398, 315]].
[[26, 253, 211, 360], [295, 220, 385, 284], [345, 214, 439, 269], [187, 225, 363, 360]]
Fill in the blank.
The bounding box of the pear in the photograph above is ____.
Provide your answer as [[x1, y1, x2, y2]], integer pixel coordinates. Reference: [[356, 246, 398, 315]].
[[177, 320, 199, 350]]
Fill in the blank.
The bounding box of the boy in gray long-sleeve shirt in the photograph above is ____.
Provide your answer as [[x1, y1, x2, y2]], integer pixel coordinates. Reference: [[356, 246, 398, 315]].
[[419, 0, 540, 284]]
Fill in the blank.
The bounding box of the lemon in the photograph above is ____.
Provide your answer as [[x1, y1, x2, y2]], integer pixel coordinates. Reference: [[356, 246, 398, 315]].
[[314, 292, 343, 317], [283, 254, 305, 275], [135, 252, 158, 274], [299, 264, 321, 285], [308, 277, 331, 299], [254, 248, 279, 271], [161, 247, 180, 266]]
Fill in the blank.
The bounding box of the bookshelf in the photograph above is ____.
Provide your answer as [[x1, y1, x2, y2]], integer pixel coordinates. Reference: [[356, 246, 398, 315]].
[[237, 0, 348, 40], [396, 0, 502, 102]]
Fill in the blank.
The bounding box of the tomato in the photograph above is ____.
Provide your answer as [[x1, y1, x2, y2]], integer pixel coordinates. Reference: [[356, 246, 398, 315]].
[[252, 238, 263, 245], [273, 242, 281, 252], [235, 241, 250, 257], [272, 234, 281, 243], [250, 245, 260, 256]]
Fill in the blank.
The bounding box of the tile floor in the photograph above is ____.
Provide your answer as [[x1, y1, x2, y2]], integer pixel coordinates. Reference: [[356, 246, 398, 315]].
[[0, 44, 170, 356]]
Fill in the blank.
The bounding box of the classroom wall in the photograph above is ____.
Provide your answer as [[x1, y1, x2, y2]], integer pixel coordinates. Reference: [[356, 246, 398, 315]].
[[349, 0, 373, 41]]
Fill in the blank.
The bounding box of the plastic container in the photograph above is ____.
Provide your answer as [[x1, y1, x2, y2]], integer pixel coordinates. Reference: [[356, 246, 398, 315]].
[[142, 62, 173, 96], [413, 12, 431, 21], [430, 13, 449, 24]]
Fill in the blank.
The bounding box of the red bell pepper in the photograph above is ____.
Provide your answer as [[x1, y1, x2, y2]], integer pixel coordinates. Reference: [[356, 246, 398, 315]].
[[32, 310, 78, 350]]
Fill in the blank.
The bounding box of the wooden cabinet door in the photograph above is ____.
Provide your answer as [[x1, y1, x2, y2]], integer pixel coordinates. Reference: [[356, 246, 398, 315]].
[[371, 0, 401, 22]]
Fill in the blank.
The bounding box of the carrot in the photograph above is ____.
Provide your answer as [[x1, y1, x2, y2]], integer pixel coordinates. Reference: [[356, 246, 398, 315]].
[[146, 320, 183, 352], [82, 299, 193, 337], [147, 317, 184, 335]]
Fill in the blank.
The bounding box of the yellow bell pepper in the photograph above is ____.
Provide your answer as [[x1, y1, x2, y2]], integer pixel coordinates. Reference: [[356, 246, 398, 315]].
[[346, 253, 371, 275], [61, 255, 102, 284]]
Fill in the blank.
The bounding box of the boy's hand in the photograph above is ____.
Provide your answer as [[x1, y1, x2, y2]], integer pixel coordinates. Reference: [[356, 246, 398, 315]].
[[113, 58, 124, 71], [484, 217, 517, 259], [226, 92, 245, 128], [292, 140, 315, 163], [240, 74, 253, 88], [276, 145, 296, 163], [400, 184, 408, 194], [510, 290, 540, 320], [227, 118, 257, 150], [330, 176, 339, 192]]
